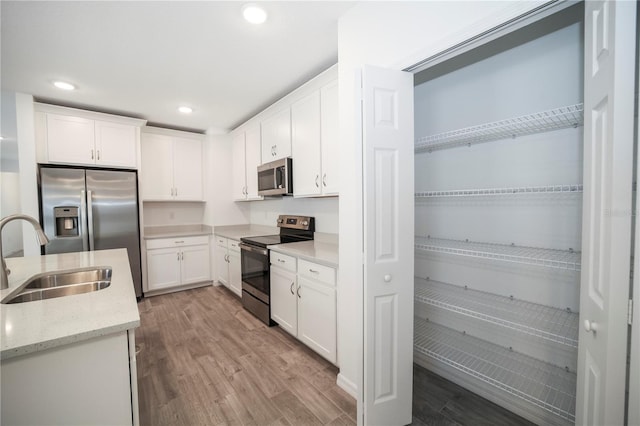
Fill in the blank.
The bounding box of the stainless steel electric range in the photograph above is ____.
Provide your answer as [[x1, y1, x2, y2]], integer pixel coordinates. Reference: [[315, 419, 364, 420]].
[[239, 215, 315, 325]]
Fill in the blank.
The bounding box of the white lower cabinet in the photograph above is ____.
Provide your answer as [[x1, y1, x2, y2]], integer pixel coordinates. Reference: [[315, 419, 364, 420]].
[[271, 262, 298, 336], [214, 236, 242, 297], [270, 251, 337, 364], [146, 236, 210, 292], [1, 330, 138, 425]]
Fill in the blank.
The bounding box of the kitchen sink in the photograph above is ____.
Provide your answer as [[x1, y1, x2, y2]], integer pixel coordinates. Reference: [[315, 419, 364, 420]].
[[1, 267, 112, 304], [23, 267, 112, 289]]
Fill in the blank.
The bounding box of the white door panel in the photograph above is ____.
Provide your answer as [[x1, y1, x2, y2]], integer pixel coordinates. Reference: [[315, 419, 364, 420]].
[[576, 1, 636, 425], [362, 65, 414, 425]]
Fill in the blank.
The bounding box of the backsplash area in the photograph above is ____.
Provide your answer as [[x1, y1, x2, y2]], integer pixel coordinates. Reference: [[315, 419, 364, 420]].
[[142, 202, 206, 226], [248, 197, 338, 234]]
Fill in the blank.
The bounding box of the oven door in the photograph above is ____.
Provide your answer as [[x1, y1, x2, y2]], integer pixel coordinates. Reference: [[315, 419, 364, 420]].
[[239, 243, 270, 303]]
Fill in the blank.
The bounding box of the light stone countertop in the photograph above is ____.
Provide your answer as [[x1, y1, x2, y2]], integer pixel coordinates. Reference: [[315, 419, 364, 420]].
[[144, 224, 213, 239], [0, 249, 140, 360], [213, 224, 279, 241], [268, 239, 338, 268]]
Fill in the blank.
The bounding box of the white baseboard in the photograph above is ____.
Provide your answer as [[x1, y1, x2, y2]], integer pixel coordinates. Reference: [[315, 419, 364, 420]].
[[337, 373, 358, 399]]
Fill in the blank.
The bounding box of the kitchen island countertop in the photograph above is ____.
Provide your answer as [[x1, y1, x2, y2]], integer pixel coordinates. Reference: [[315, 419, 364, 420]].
[[0, 249, 140, 360]]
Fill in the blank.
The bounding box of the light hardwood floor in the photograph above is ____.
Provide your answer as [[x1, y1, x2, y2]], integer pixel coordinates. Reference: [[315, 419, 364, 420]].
[[135, 285, 357, 426]]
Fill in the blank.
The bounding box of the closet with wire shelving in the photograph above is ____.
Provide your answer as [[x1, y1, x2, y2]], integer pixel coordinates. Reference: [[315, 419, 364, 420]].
[[412, 5, 584, 425]]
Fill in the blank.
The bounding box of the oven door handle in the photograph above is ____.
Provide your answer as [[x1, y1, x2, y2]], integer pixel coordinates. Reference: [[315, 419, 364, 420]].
[[239, 243, 268, 256]]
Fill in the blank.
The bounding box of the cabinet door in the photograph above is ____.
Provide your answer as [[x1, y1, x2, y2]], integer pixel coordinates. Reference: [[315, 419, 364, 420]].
[[292, 91, 322, 197], [297, 276, 336, 363], [147, 247, 181, 290], [261, 108, 291, 162], [227, 249, 242, 297], [140, 133, 174, 200], [215, 246, 229, 287], [46, 113, 95, 165], [245, 125, 263, 200], [320, 80, 339, 195], [173, 137, 203, 201], [231, 132, 247, 200], [95, 121, 137, 168], [271, 266, 298, 336], [181, 244, 211, 285]]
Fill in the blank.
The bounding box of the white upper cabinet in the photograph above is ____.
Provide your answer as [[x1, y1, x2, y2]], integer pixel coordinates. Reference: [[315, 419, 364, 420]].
[[291, 91, 322, 196], [291, 79, 339, 197], [232, 125, 263, 201], [261, 108, 291, 163], [319, 80, 339, 195], [94, 121, 138, 168], [140, 130, 204, 201], [232, 132, 247, 200], [37, 105, 143, 169], [172, 137, 203, 201]]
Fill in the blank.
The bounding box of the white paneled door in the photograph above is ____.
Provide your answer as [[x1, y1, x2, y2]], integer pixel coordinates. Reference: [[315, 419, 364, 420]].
[[362, 65, 414, 425], [576, 1, 636, 425]]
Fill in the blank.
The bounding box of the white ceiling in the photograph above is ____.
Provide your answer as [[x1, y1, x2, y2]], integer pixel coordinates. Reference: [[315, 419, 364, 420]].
[[1, 1, 355, 134]]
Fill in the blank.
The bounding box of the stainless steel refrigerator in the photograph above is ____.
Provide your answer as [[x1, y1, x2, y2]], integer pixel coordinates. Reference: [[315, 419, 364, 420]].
[[39, 166, 142, 297]]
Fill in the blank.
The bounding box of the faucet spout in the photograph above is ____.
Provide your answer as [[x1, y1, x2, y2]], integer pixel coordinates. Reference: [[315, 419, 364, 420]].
[[0, 214, 49, 290]]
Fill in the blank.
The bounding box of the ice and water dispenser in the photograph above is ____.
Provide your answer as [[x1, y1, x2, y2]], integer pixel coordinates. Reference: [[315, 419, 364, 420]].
[[53, 207, 79, 237]]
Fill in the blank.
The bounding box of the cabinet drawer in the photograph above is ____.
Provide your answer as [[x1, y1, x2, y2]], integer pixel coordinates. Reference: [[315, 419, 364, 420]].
[[298, 259, 335, 286], [214, 235, 228, 248], [147, 235, 209, 250], [270, 251, 297, 272], [228, 239, 241, 252]]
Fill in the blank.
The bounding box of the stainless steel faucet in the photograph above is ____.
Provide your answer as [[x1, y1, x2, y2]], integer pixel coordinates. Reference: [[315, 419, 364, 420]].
[[0, 214, 49, 290]]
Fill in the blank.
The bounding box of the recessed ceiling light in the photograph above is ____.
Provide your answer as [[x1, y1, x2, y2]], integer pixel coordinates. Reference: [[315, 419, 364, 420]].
[[53, 81, 75, 91], [178, 106, 193, 114], [242, 3, 267, 24]]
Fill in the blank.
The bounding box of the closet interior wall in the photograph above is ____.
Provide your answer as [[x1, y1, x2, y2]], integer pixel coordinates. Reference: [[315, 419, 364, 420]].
[[413, 7, 584, 426]]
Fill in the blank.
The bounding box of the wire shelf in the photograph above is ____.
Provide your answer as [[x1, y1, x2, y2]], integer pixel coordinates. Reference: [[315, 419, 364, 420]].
[[415, 103, 584, 153], [414, 278, 579, 347], [415, 184, 583, 198], [415, 236, 581, 271], [414, 319, 576, 422]]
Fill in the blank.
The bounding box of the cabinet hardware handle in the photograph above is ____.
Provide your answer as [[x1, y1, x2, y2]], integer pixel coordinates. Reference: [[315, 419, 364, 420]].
[[97, 150, 101, 160], [297, 286, 301, 298], [175, 240, 184, 244], [278, 259, 285, 263], [309, 269, 319, 274], [177, 253, 180, 261], [290, 282, 295, 295], [323, 173, 327, 187], [175, 187, 178, 197], [181, 252, 184, 261], [315, 175, 319, 188], [91, 149, 94, 160]]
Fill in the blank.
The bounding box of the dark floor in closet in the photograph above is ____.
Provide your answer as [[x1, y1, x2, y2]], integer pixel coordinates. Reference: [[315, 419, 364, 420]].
[[411, 364, 535, 426]]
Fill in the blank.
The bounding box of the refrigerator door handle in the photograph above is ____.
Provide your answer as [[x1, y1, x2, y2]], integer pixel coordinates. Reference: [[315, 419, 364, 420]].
[[87, 190, 95, 251], [80, 190, 89, 251]]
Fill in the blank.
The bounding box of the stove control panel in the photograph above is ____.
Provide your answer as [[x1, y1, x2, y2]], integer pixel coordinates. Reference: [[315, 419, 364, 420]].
[[277, 215, 315, 231]]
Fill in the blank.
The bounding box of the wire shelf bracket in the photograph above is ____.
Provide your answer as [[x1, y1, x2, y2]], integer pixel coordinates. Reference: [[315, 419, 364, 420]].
[[415, 103, 584, 153], [415, 236, 581, 271]]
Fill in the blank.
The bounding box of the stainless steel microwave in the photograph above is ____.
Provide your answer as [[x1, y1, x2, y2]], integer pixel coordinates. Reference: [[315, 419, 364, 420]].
[[257, 157, 293, 196]]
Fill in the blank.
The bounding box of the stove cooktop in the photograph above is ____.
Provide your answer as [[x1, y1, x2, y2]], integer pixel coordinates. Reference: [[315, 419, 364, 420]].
[[240, 234, 312, 248]]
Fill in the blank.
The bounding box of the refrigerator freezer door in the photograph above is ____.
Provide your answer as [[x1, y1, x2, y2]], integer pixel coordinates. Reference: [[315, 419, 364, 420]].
[[41, 167, 86, 255], [86, 170, 142, 297]]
